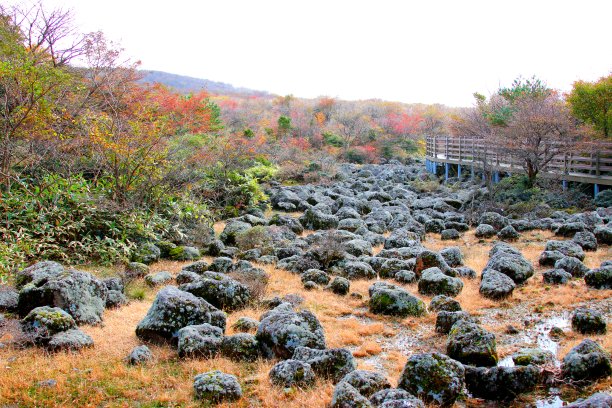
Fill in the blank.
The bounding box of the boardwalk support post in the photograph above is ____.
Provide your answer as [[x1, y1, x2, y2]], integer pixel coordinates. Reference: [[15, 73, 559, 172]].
[[595, 184, 600, 196], [562, 180, 567, 191], [458, 164, 462, 179], [493, 171, 500, 184], [445, 163, 449, 181]]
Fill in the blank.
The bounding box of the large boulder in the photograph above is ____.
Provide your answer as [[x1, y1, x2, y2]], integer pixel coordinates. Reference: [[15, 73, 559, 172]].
[[555, 257, 590, 278], [219, 220, 251, 245], [135, 286, 224, 344], [21, 306, 76, 345], [573, 231, 598, 251], [464, 365, 540, 401], [594, 225, 612, 245], [398, 352, 465, 405], [47, 328, 94, 352], [369, 283, 426, 317], [269, 359, 315, 388], [300, 208, 339, 230], [566, 392, 612, 408], [414, 250, 451, 277], [542, 269, 572, 284], [429, 295, 461, 312], [571, 307, 607, 334], [180, 272, 251, 311], [475, 224, 496, 238], [144, 271, 173, 287], [497, 225, 519, 241], [177, 323, 223, 357], [0, 287, 18, 312], [330, 381, 373, 408], [479, 270, 516, 299], [329, 277, 351, 295], [338, 370, 391, 398], [447, 320, 498, 366], [256, 304, 326, 359], [193, 371, 242, 404], [293, 346, 356, 383], [478, 212, 509, 231], [14, 261, 64, 289], [417, 267, 463, 297], [484, 252, 533, 284], [545, 240, 585, 261], [440, 247, 463, 267], [220, 333, 260, 362], [339, 261, 376, 280], [562, 339, 612, 383], [436, 311, 475, 334], [17, 267, 107, 325], [585, 265, 612, 289]]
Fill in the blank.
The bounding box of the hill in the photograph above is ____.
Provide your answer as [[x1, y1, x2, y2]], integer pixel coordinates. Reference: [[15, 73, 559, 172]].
[[140, 70, 270, 96]]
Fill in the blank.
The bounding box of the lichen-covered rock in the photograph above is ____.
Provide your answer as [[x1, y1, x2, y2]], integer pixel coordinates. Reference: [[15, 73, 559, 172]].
[[331, 381, 373, 408], [339, 370, 391, 398], [475, 224, 496, 238], [127, 345, 154, 365], [484, 252, 533, 284], [300, 208, 339, 230], [539, 250, 567, 266], [301, 269, 331, 285], [135, 286, 223, 344], [193, 370, 242, 403], [380, 259, 415, 279], [17, 269, 107, 325], [556, 222, 588, 237], [144, 271, 173, 287], [441, 229, 460, 240], [177, 323, 223, 358], [175, 270, 200, 285], [429, 295, 461, 312], [103, 277, 124, 292], [345, 239, 373, 257], [542, 269, 572, 284], [512, 348, 555, 367], [498, 225, 520, 241], [555, 257, 590, 278], [329, 277, 351, 295], [269, 359, 316, 388], [180, 272, 251, 311], [270, 214, 304, 234], [572, 307, 607, 334], [220, 333, 260, 362], [256, 304, 326, 359], [47, 328, 94, 352], [398, 352, 465, 405], [478, 212, 509, 231], [168, 246, 200, 261], [440, 247, 463, 267], [464, 365, 540, 401], [436, 311, 475, 334], [340, 261, 376, 280], [454, 266, 476, 278], [585, 265, 612, 289], [125, 262, 149, 278], [414, 250, 451, 277], [0, 287, 18, 312], [447, 320, 498, 366], [566, 392, 612, 407], [219, 220, 251, 245], [395, 270, 417, 284], [182, 260, 210, 274], [369, 388, 424, 407], [480, 270, 516, 299], [15, 261, 64, 289], [232, 317, 258, 333], [573, 231, 598, 251], [369, 284, 426, 317], [594, 226, 612, 245], [132, 243, 161, 264], [417, 267, 463, 297], [105, 290, 128, 308], [293, 346, 356, 383], [21, 306, 76, 345], [545, 240, 585, 261], [562, 339, 612, 383]]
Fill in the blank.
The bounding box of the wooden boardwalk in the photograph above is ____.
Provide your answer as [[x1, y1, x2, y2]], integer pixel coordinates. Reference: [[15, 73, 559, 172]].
[[425, 135, 612, 190]]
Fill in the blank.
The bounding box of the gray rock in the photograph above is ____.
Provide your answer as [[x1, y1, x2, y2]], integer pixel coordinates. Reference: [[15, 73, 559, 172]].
[[370, 389, 424, 407], [556, 222, 588, 237], [417, 267, 463, 297], [339, 370, 391, 398], [127, 345, 154, 365], [17, 268, 107, 325], [208, 257, 234, 273], [345, 239, 374, 257], [594, 226, 612, 245], [293, 346, 356, 383], [398, 352, 465, 405], [219, 220, 251, 245], [220, 333, 260, 362], [380, 259, 415, 279], [484, 252, 534, 284], [562, 339, 612, 383], [269, 359, 315, 388], [47, 328, 94, 352], [105, 290, 128, 308], [475, 224, 496, 238], [545, 240, 585, 261], [454, 266, 476, 278], [480, 270, 516, 299], [175, 270, 201, 285], [169, 246, 200, 261], [511, 348, 555, 367], [15, 261, 64, 289], [440, 247, 463, 267], [256, 304, 326, 359], [574, 231, 598, 251], [340, 261, 376, 280], [497, 225, 519, 241], [135, 286, 223, 344], [542, 269, 572, 284], [464, 365, 540, 401], [440, 229, 460, 240], [329, 277, 351, 295], [555, 257, 590, 278], [144, 271, 173, 287], [177, 323, 223, 357], [132, 242, 161, 264], [331, 381, 373, 408], [180, 272, 251, 311], [21, 306, 76, 345], [539, 250, 567, 266], [478, 212, 509, 231], [566, 392, 612, 408], [414, 250, 451, 277], [103, 277, 124, 292], [447, 320, 498, 366], [301, 269, 331, 285], [585, 265, 612, 289], [572, 307, 607, 334], [0, 287, 18, 312], [182, 260, 210, 274], [231, 317, 259, 333], [300, 208, 339, 230], [429, 295, 461, 312], [193, 370, 242, 403], [395, 270, 417, 284], [436, 311, 475, 334], [369, 283, 426, 317], [125, 262, 149, 278]]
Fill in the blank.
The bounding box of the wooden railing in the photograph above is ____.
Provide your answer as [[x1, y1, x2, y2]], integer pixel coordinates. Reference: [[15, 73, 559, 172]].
[[425, 135, 612, 186]]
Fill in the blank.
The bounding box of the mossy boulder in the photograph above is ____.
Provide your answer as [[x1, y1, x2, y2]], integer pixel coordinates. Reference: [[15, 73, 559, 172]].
[[293, 346, 356, 383], [571, 307, 607, 334], [47, 328, 94, 352], [144, 271, 173, 287], [398, 352, 465, 405], [417, 267, 463, 297], [301, 269, 330, 285], [512, 348, 555, 367], [180, 272, 251, 311], [131, 243, 161, 264], [193, 370, 242, 403], [21, 306, 76, 345], [269, 359, 315, 388], [429, 295, 461, 312], [231, 317, 258, 333], [480, 270, 516, 300], [484, 252, 533, 284], [584, 265, 612, 289], [415, 250, 451, 277], [561, 339, 612, 383], [168, 246, 200, 261], [220, 333, 260, 362], [329, 277, 350, 295], [447, 320, 498, 367], [475, 224, 496, 238], [464, 365, 540, 401], [339, 370, 391, 398], [369, 284, 426, 317], [545, 240, 585, 261], [177, 323, 223, 358]]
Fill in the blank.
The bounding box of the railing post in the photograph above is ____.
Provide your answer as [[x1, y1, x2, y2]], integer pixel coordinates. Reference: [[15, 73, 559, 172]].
[[596, 152, 601, 177], [433, 135, 437, 159], [445, 136, 449, 159]]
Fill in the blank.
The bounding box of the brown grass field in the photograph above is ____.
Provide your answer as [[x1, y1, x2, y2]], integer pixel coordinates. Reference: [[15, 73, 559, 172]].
[[0, 228, 610, 407]]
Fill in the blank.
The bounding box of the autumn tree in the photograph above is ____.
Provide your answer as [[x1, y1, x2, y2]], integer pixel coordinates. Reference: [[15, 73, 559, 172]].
[[567, 74, 611, 138]]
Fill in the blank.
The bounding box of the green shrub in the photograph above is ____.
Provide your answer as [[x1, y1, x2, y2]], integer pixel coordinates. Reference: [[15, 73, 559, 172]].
[[235, 226, 273, 254], [322, 131, 345, 148]]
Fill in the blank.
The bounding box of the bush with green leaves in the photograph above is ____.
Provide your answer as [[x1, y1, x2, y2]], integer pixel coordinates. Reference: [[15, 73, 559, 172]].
[[235, 226, 274, 255]]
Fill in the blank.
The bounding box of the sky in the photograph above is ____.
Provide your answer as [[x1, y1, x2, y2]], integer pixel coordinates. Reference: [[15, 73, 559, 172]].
[[13, 0, 612, 106]]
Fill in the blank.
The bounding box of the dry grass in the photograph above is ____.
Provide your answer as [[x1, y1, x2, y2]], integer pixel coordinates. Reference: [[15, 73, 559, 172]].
[[1, 226, 610, 407]]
